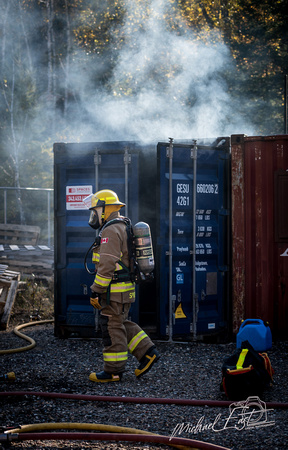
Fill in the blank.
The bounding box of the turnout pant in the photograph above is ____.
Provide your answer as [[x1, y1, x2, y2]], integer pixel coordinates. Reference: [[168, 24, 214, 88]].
[[99, 301, 154, 373]]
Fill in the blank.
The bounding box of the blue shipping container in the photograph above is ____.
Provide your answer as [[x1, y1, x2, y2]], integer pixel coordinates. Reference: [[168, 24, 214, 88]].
[[54, 142, 139, 338], [157, 139, 230, 339]]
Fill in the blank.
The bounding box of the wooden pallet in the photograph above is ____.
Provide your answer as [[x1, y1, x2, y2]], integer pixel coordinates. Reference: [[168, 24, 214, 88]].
[[0, 224, 40, 246], [0, 245, 54, 278], [0, 224, 53, 278], [0, 265, 21, 330]]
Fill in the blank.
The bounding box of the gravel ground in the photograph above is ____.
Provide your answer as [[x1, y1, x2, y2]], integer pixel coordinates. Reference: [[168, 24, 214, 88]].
[[0, 322, 287, 450]]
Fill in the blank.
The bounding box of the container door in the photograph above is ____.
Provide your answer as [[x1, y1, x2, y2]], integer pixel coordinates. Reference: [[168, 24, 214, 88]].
[[157, 140, 230, 339], [231, 134, 288, 338], [54, 142, 139, 338]]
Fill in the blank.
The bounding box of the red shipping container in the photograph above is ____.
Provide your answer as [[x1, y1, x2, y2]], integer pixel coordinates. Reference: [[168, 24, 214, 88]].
[[231, 134, 288, 338]]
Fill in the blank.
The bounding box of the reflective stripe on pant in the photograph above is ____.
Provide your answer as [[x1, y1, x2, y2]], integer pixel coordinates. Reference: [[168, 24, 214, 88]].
[[99, 301, 153, 373], [128, 330, 149, 353]]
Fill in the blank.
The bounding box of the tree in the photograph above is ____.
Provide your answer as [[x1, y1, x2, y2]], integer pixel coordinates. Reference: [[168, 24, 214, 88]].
[[0, 0, 55, 225], [179, 0, 288, 134], [1, 0, 288, 223]]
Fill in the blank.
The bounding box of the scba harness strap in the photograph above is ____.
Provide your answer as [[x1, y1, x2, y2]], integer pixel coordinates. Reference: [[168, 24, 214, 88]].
[[84, 217, 134, 274], [96, 217, 139, 305]]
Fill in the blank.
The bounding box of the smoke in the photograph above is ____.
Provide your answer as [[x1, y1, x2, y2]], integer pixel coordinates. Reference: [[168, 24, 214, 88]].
[[73, 0, 255, 143], [0, 0, 256, 151]]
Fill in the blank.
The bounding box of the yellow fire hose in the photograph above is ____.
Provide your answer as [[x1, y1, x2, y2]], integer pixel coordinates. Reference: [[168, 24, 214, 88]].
[[1, 321, 232, 449], [0, 319, 54, 355], [0, 325, 195, 450], [4, 422, 194, 450], [3, 422, 232, 449]]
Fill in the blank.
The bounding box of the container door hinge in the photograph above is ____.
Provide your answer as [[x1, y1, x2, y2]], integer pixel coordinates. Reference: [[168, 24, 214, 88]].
[[81, 284, 88, 295], [190, 140, 198, 159], [172, 294, 176, 325], [94, 151, 101, 166], [166, 137, 174, 158], [124, 148, 131, 165]]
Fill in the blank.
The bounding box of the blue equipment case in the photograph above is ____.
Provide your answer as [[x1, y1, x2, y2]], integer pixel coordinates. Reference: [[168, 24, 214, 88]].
[[236, 319, 272, 352]]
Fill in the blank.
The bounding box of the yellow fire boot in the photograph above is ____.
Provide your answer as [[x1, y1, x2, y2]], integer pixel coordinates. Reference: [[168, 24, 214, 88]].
[[89, 371, 122, 383]]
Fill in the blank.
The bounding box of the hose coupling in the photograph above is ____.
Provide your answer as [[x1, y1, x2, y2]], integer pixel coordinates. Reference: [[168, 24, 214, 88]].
[[0, 433, 19, 442]]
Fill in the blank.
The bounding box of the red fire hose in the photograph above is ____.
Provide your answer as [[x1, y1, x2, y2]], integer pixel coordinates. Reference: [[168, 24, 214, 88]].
[[1, 391, 287, 449], [1, 390, 287, 409]]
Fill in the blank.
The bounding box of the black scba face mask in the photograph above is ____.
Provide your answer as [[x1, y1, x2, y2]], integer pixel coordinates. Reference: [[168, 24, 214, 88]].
[[88, 199, 106, 230], [88, 209, 101, 230]]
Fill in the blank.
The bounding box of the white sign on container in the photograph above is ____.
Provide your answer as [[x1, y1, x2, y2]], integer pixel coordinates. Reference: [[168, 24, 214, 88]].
[[66, 186, 93, 210]]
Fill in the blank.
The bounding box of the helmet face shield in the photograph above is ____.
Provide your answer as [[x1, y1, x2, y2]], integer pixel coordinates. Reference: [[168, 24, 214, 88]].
[[82, 194, 94, 209]]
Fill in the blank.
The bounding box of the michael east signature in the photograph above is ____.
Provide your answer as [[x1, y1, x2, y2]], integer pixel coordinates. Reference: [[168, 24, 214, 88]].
[[170, 396, 275, 440]]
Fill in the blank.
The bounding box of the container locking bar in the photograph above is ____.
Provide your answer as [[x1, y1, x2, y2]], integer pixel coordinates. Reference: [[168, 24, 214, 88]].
[[167, 137, 174, 342], [124, 147, 131, 217], [191, 140, 198, 341]]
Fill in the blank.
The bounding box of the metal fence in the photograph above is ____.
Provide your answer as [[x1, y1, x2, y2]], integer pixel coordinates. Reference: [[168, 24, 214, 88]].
[[0, 187, 54, 247]]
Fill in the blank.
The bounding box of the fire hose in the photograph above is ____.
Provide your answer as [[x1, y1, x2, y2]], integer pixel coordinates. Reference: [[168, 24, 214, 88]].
[[1, 423, 231, 450], [0, 319, 54, 355], [1, 390, 287, 409], [0, 321, 232, 449], [1, 391, 287, 450], [1, 320, 288, 448]]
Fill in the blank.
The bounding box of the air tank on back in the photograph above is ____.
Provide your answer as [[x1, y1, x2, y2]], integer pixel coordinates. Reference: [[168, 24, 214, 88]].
[[133, 221, 155, 277]]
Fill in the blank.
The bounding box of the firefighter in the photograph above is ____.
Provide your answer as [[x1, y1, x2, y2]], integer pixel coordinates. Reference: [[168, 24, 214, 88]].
[[86, 189, 159, 383]]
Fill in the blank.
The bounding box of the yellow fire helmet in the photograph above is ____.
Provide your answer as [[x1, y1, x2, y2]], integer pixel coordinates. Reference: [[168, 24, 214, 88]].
[[85, 189, 125, 229], [90, 189, 125, 209]]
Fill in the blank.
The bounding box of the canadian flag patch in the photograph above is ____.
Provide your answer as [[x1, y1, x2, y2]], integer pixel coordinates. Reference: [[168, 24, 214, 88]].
[[101, 237, 109, 244]]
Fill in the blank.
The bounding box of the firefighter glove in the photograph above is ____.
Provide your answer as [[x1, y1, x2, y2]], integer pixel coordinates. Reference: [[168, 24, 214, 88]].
[[90, 292, 101, 310]]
